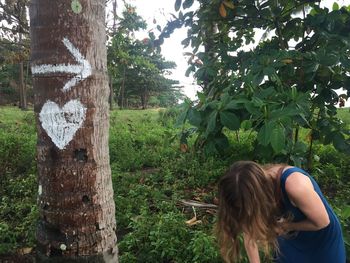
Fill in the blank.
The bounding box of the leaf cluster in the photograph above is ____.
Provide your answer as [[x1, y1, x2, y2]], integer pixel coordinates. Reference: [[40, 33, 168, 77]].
[[162, 0, 350, 165]]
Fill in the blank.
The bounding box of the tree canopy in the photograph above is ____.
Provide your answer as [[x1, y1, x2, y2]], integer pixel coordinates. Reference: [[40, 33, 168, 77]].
[[107, 4, 185, 109], [159, 0, 350, 167]]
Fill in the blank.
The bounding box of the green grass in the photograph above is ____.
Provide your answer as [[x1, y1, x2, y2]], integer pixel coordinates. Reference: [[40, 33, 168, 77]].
[[337, 107, 350, 126], [111, 108, 163, 122]]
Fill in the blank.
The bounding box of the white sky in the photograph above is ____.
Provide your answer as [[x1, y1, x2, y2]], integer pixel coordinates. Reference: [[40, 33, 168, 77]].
[[113, 0, 350, 106]]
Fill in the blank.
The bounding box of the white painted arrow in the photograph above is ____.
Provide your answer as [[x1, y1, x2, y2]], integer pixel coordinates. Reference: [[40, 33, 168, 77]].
[[31, 37, 92, 92]]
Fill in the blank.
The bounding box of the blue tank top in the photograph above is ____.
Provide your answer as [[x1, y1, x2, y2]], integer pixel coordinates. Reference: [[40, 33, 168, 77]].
[[275, 167, 346, 263]]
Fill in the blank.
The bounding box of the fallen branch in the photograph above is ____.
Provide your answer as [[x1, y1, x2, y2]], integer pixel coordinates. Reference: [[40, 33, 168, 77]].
[[179, 199, 218, 210]]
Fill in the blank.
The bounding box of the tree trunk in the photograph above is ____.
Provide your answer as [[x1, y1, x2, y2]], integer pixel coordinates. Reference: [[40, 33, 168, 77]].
[[29, 0, 118, 262], [112, 0, 117, 33], [141, 86, 148, 110], [109, 74, 113, 110], [19, 31, 27, 110], [119, 66, 126, 109], [110, 0, 116, 111]]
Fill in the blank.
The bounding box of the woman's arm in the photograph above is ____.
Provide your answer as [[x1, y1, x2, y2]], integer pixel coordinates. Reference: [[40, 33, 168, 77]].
[[243, 233, 260, 263], [282, 172, 330, 232]]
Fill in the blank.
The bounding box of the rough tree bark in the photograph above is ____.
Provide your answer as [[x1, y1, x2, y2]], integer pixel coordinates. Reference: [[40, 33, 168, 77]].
[[30, 0, 118, 262]]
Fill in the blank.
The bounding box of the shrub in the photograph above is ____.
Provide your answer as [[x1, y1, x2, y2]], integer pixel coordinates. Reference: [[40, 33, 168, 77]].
[[158, 106, 182, 127], [188, 231, 221, 263], [0, 173, 38, 253], [0, 222, 16, 254]]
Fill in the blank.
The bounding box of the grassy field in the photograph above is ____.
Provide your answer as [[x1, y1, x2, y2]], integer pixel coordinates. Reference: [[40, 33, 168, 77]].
[[0, 106, 349, 262], [337, 107, 350, 125]]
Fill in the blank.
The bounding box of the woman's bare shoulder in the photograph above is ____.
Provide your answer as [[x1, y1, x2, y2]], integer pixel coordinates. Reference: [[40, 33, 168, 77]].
[[284, 170, 314, 204]]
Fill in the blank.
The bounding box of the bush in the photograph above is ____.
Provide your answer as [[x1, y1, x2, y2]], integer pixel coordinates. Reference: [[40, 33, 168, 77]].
[[188, 231, 221, 263], [0, 131, 36, 175], [158, 106, 182, 127], [0, 174, 38, 253], [312, 144, 350, 199], [0, 108, 37, 255], [0, 223, 16, 254]]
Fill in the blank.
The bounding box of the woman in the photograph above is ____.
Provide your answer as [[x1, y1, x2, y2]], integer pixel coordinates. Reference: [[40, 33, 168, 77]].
[[216, 160, 346, 263]]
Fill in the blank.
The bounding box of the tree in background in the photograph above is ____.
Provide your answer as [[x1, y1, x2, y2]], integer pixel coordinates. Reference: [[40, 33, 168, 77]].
[[30, 0, 118, 261], [0, 0, 30, 109], [107, 3, 184, 109], [160, 0, 350, 168]]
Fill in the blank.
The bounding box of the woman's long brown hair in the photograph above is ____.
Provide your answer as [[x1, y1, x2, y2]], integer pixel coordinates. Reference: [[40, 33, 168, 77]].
[[215, 161, 283, 262]]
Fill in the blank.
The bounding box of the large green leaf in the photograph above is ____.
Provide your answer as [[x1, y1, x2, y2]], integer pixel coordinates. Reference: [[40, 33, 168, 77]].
[[205, 111, 218, 136], [255, 86, 275, 100], [175, 110, 188, 127], [175, 102, 190, 127], [332, 2, 339, 11], [245, 102, 261, 116], [304, 61, 319, 73], [270, 124, 285, 153], [318, 52, 339, 66], [269, 106, 300, 120], [219, 111, 240, 131], [214, 133, 230, 151], [332, 132, 350, 153], [183, 0, 194, 9], [175, 0, 182, 11], [185, 65, 195, 77], [224, 98, 249, 110], [187, 108, 201, 127], [257, 121, 274, 146], [241, 120, 252, 130]]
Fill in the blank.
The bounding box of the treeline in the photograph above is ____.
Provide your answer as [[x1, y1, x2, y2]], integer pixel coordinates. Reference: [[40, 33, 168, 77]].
[[0, 0, 185, 109]]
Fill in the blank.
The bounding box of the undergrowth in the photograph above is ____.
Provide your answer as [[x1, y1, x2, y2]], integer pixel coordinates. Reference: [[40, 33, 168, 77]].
[[0, 106, 349, 261]]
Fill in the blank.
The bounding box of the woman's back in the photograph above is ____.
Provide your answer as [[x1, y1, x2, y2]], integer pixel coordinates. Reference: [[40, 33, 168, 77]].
[[276, 167, 346, 263]]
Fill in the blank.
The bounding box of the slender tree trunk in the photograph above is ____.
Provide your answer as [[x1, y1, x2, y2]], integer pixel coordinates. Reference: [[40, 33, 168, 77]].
[[30, 0, 118, 262], [18, 31, 27, 110], [109, 74, 114, 110], [112, 0, 117, 32], [109, 0, 117, 111], [141, 86, 148, 109], [119, 66, 126, 109]]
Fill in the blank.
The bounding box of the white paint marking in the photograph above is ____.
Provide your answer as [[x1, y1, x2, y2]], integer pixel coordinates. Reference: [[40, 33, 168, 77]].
[[38, 185, 42, 195], [39, 100, 87, 149], [31, 37, 92, 91]]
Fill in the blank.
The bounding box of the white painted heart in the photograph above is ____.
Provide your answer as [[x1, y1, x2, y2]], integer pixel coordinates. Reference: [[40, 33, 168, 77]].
[[39, 100, 87, 149]]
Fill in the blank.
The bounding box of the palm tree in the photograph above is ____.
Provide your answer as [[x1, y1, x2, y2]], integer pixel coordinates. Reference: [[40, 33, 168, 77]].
[[29, 0, 118, 261]]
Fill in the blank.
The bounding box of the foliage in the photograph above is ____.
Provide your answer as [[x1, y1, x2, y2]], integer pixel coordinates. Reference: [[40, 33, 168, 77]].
[[334, 205, 350, 256], [0, 173, 38, 253], [0, 107, 36, 175], [0, 107, 37, 254], [0, 0, 29, 39], [0, 63, 18, 95], [337, 107, 350, 126], [107, 4, 184, 109], [0, 0, 31, 107], [0, 107, 349, 262], [109, 109, 176, 171], [160, 0, 350, 167]]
